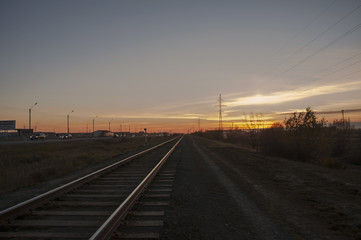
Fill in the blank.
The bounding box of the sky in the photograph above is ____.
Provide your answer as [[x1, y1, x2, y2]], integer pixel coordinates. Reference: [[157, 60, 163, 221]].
[[1, 0, 361, 133]]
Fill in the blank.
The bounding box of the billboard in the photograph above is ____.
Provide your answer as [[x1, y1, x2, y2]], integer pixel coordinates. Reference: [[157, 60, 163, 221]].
[[0, 120, 16, 130]]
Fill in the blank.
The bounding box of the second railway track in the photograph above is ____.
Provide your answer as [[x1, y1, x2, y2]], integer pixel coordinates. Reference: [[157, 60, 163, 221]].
[[0, 136, 183, 240]]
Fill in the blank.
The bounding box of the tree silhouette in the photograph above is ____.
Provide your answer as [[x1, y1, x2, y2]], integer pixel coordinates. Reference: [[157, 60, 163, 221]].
[[284, 107, 327, 159], [285, 107, 326, 130]]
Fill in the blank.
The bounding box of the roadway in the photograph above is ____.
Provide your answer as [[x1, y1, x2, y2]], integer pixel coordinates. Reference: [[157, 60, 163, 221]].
[[0, 137, 108, 145]]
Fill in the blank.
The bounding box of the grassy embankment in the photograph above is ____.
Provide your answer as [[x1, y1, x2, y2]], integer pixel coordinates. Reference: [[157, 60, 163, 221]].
[[194, 108, 361, 167], [0, 137, 171, 194], [194, 129, 361, 168]]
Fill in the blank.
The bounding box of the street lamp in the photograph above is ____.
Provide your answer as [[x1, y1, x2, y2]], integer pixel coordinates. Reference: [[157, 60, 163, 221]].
[[67, 110, 74, 135], [92, 115, 98, 137], [109, 119, 113, 133], [29, 102, 38, 131], [144, 128, 148, 146]]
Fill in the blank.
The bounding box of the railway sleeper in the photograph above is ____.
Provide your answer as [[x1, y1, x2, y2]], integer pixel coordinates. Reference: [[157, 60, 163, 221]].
[[0, 137, 182, 239], [112, 169, 176, 239]]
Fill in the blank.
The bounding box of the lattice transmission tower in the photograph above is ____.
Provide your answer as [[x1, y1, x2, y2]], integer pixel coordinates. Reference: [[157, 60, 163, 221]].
[[218, 94, 225, 131]]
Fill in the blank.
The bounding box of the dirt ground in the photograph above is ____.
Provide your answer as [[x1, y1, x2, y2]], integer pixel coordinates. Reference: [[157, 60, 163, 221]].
[[0, 142, 155, 211], [162, 135, 361, 240], [1, 135, 360, 239]]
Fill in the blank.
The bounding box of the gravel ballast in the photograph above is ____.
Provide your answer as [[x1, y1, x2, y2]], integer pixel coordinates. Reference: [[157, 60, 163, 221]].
[[162, 135, 361, 240]]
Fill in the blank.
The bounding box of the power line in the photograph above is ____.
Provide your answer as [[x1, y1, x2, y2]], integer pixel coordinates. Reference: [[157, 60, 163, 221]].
[[278, 108, 361, 115], [319, 67, 361, 85], [302, 57, 361, 87], [318, 58, 361, 79], [260, 50, 361, 88], [253, 3, 361, 91], [279, 2, 361, 67], [312, 51, 361, 77], [269, 0, 338, 68], [213, 108, 361, 127], [258, 21, 361, 90]]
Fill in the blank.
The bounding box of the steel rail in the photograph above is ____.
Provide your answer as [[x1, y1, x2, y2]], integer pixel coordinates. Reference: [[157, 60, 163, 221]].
[[89, 135, 183, 240], [0, 136, 180, 224]]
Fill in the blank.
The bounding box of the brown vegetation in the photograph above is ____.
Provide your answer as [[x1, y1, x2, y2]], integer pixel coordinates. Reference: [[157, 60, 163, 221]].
[[0, 137, 171, 193], [194, 107, 361, 167]]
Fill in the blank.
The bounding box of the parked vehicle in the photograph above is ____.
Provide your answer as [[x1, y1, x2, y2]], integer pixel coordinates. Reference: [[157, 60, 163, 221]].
[[59, 134, 72, 139], [30, 133, 46, 140]]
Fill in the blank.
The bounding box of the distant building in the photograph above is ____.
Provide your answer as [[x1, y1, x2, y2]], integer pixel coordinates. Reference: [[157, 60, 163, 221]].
[[0, 120, 16, 131], [93, 130, 112, 137], [0, 120, 21, 137], [17, 129, 33, 136]]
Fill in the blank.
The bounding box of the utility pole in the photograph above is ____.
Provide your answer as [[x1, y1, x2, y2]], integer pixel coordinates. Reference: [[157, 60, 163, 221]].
[[218, 94, 223, 131], [342, 109, 345, 122], [29, 102, 38, 131], [67, 110, 74, 135], [92, 116, 98, 137], [144, 128, 148, 145], [109, 119, 113, 133], [341, 109, 345, 127], [341, 109, 345, 129]]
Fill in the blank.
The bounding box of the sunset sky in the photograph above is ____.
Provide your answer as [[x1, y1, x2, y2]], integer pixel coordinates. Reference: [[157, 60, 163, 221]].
[[1, 0, 361, 133]]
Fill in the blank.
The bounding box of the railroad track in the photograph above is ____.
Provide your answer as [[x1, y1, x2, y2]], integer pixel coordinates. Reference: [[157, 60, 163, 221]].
[[0, 136, 183, 239]]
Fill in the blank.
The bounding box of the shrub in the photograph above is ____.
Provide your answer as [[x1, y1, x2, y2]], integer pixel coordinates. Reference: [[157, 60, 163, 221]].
[[283, 107, 328, 160], [260, 122, 286, 156]]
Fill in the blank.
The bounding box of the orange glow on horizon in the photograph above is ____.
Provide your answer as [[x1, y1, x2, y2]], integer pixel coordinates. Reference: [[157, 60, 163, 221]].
[[6, 108, 361, 134]]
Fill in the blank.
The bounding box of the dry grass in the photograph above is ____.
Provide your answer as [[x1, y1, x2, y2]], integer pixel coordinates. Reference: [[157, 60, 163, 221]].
[[0, 137, 171, 193], [196, 137, 257, 153]]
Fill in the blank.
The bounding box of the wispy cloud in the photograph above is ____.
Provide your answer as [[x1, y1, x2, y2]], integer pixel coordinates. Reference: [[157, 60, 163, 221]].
[[227, 81, 361, 107]]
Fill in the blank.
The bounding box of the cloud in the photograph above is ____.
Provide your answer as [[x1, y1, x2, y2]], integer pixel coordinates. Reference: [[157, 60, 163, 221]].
[[227, 81, 361, 107]]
